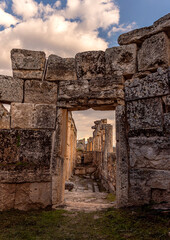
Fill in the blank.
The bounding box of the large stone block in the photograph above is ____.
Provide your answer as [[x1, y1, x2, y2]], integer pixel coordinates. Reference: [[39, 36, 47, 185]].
[[0, 184, 16, 210], [89, 77, 124, 99], [14, 182, 52, 210], [163, 95, 170, 112], [0, 182, 52, 211], [116, 105, 129, 207], [11, 49, 46, 70], [138, 32, 169, 72], [0, 75, 23, 103], [11, 49, 46, 80], [46, 55, 77, 81], [129, 169, 170, 205], [0, 104, 10, 129], [118, 13, 170, 45], [125, 68, 169, 101], [129, 137, 170, 170], [105, 44, 137, 77], [11, 103, 56, 129], [25, 80, 58, 104], [127, 97, 163, 132], [13, 70, 44, 80], [164, 113, 170, 133], [75, 51, 105, 80], [0, 129, 53, 181], [58, 80, 89, 100]]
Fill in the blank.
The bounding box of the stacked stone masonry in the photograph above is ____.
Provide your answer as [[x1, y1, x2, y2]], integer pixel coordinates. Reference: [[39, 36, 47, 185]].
[[0, 13, 170, 210], [87, 119, 116, 193]]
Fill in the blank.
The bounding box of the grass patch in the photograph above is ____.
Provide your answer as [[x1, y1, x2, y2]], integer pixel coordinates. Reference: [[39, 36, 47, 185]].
[[0, 206, 169, 240], [106, 193, 116, 202]]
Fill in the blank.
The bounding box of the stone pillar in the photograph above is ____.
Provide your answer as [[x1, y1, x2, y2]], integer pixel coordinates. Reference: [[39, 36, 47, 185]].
[[102, 124, 113, 176], [116, 105, 129, 207], [51, 108, 68, 207]]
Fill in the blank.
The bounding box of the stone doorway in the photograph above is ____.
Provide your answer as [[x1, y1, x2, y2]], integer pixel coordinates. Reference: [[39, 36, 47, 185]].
[[54, 104, 128, 209], [62, 109, 116, 211]]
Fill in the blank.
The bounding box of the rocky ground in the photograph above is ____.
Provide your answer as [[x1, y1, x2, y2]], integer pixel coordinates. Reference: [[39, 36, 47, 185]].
[[62, 175, 115, 212]]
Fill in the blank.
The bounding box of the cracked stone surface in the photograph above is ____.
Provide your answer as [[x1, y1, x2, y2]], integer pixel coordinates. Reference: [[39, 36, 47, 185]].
[[57, 175, 115, 212]]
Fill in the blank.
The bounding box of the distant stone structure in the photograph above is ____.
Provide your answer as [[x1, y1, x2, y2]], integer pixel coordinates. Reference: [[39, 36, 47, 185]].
[[77, 138, 86, 151], [0, 13, 169, 210], [86, 119, 116, 192]]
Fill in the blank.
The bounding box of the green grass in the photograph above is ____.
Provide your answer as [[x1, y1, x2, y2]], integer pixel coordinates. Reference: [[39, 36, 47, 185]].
[[0, 206, 169, 240], [106, 193, 116, 202]]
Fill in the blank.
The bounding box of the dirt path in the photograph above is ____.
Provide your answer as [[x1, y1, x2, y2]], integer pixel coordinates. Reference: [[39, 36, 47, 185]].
[[61, 175, 116, 212]]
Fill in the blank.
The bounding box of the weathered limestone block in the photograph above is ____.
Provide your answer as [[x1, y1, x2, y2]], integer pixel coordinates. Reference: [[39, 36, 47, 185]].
[[58, 80, 89, 100], [11, 103, 56, 129], [164, 113, 170, 133], [11, 103, 34, 129], [34, 104, 56, 129], [0, 130, 52, 181], [0, 169, 51, 183], [0, 184, 16, 211], [46, 54, 77, 81], [129, 137, 170, 170], [0, 182, 52, 211], [129, 169, 170, 205], [11, 49, 46, 80], [50, 109, 68, 206], [163, 95, 170, 112], [127, 97, 163, 132], [105, 44, 137, 77], [138, 32, 169, 72], [0, 104, 10, 129], [118, 13, 170, 45], [14, 182, 52, 210], [25, 80, 58, 104], [125, 68, 169, 101], [75, 51, 105, 80], [13, 70, 44, 80], [116, 105, 129, 207], [89, 77, 124, 99], [57, 99, 118, 111], [0, 75, 23, 103]]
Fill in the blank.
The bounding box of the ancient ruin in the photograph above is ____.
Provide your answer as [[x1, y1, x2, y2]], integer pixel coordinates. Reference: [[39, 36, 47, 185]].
[[0, 13, 170, 211], [76, 119, 116, 193]]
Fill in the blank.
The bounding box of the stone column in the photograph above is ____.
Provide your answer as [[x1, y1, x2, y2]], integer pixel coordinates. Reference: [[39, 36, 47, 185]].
[[116, 105, 129, 207], [51, 108, 68, 207]]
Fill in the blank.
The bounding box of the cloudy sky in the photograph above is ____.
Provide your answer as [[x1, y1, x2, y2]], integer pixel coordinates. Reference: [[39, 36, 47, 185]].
[[0, 0, 169, 143]]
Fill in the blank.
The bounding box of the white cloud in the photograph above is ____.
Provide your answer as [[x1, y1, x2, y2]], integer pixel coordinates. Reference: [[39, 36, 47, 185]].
[[0, 0, 119, 73], [54, 1, 61, 8], [108, 22, 137, 37], [12, 0, 38, 19], [0, 1, 7, 10], [0, 2, 19, 27]]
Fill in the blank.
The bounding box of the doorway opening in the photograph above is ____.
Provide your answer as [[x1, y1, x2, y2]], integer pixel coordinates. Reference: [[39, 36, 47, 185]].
[[64, 108, 116, 211]]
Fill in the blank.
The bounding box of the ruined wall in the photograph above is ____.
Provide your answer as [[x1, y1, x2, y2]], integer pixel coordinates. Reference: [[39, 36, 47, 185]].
[[0, 13, 169, 210], [65, 112, 77, 181], [77, 138, 86, 151], [87, 119, 116, 193]]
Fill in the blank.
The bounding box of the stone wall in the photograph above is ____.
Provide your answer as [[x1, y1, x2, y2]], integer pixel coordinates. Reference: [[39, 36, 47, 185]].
[[65, 112, 77, 181], [86, 119, 116, 193], [0, 13, 169, 210]]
